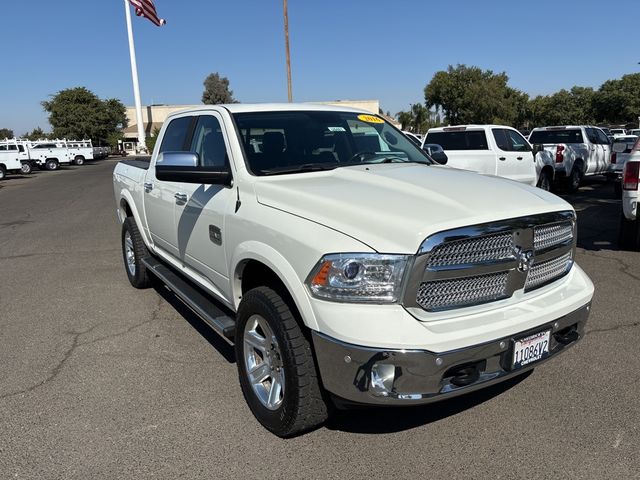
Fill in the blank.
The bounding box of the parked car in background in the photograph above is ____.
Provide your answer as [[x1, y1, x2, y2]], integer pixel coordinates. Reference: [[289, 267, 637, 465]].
[[619, 155, 640, 249], [0, 142, 34, 179], [628, 129, 640, 137], [610, 136, 639, 195], [0, 139, 36, 175], [113, 104, 594, 437], [528, 126, 611, 192], [65, 139, 94, 165], [423, 125, 537, 186], [402, 131, 423, 146], [611, 128, 627, 137]]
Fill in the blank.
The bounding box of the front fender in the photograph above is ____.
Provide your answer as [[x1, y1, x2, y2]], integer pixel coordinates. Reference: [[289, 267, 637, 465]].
[[230, 241, 319, 331]]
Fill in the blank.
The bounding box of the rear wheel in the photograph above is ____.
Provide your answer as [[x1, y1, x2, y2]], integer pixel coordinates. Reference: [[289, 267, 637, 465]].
[[121, 217, 152, 288], [236, 287, 328, 437], [567, 164, 582, 192], [45, 159, 59, 171], [74, 156, 85, 166], [619, 214, 640, 250], [20, 162, 32, 175], [537, 170, 552, 192]]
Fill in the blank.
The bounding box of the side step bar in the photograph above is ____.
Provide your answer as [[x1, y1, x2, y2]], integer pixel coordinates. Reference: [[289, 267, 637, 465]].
[[142, 257, 236, 343]]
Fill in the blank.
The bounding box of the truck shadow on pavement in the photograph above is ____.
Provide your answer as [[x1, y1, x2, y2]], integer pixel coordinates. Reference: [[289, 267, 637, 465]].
[[152, 281, 236, 364], [326, 371, 532, 434], [556, 178, 622, 252]]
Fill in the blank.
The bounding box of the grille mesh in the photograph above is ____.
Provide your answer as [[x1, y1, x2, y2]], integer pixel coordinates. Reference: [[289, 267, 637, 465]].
[[416, 272, 509, 311], [525, 252, 573, 291], [534, 222, 573, 251], [426, 232, 514, 268]]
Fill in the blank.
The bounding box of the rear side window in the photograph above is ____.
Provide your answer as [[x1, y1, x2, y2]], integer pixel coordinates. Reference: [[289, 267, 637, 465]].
[[425, 130, 489, 150], [528, 129, 584, 144], [159, 116, 194, 153]]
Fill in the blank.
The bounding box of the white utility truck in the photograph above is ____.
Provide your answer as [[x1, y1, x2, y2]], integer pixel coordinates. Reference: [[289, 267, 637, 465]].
[[0, 139, 36, 178], [113, 104, 594, 437], [422, 125, 550, 189], [28, 139, 92, 170]]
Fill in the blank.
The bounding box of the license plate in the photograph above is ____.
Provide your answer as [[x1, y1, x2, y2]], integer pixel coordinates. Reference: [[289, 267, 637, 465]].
[[512, 330, 551, 369]]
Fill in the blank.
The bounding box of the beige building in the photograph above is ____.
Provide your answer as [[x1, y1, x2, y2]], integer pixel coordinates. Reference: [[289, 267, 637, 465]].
[[124, 100, 398, 152]]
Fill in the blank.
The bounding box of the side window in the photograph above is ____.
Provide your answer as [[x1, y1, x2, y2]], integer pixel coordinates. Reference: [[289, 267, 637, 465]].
[[492, 129, 510, 151], [189, 115, 229, 167], [159, 116, 194, 153], [8, 144, 17, 151], [18, 145, 24, 152], [585, 128, 598, 144], [505, 130, 532, 152], [595, 129, 610, 145], [0, 145, 7, 151]]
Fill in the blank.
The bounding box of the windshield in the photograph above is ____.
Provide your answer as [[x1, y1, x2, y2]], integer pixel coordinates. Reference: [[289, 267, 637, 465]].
[[233, 111, 432, 175], [529, 129, 584, 144]]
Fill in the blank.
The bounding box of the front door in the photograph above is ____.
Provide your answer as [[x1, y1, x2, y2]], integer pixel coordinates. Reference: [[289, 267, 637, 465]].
[[174, 113, 235, 298]]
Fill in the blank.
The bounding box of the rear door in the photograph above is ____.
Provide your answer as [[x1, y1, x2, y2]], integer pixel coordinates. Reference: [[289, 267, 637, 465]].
[[145, 115, 195, 257], [175, 113, 235, 295]]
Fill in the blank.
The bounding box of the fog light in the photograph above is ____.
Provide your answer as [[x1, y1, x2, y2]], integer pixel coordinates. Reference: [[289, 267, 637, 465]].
[[371, 364, 395, 395]]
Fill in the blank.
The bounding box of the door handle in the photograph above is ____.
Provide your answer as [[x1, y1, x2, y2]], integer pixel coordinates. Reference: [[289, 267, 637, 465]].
[[499, 157, 506, 161], [517, 156, 523, 160], [143, 182, 153, 191], [174, 192, 188, 203]]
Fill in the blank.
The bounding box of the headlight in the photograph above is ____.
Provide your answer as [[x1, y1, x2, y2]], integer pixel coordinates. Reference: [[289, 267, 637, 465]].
[[306, 253, 410, 303]]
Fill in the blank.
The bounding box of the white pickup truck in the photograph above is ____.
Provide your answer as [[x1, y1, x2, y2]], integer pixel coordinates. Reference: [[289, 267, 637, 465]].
[[113, 104, 594, 437], [528, 126, 612, 192], [422, 125, 553, 190], [619, 153, 640, 248], [28, 140, 90, 170], [0, 140, 36, 178]]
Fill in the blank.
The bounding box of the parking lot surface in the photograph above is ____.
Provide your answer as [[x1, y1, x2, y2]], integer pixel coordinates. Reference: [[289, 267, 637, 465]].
[[0, 160, 639, 479]]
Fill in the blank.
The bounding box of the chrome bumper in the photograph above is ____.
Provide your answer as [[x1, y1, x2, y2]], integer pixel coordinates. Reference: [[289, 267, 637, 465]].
[[312, 302, 590, 406]]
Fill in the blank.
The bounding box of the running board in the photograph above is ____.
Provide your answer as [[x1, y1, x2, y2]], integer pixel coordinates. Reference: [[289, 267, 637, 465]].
[[142, 257, 236, 343]]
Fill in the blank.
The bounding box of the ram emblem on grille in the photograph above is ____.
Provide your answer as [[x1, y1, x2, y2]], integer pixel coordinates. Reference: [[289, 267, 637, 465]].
[[514, 247, 535, 273]]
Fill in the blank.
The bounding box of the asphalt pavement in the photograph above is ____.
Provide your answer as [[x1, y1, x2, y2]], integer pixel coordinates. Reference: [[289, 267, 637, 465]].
[[0, 160, 638, 479]]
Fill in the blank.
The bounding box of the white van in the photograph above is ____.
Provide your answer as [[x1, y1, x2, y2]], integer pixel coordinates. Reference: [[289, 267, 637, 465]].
[[423, 125, 537, 186], [0, 143, 33, 179]]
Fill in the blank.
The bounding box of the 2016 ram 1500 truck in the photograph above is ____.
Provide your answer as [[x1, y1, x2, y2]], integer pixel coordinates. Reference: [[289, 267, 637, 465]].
[[113, 104, 594, 437]]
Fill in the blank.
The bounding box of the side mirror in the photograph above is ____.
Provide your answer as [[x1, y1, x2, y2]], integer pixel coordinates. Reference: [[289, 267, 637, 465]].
[[155, 152, 233, 186], [423, 144, 448, 165], [612, 142, 628, 154], [532, 144, 544, 156]]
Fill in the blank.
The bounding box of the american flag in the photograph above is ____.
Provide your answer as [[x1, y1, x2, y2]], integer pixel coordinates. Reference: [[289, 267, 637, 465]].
[[129, 0, 166, 26]]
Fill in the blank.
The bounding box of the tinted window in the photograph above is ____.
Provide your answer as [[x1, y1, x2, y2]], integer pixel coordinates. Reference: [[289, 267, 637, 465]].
[[233, 111, 431, 175], [528, 129, 584, 144], [492, 129, 510, 151], [7, 144, 17, 151], [585, 128, 599, 144], [18, 145, 24, 152], [595, 129, 610, 145], [424, 130, 489, 150], [506, 130, 532, 151], [189, 115, 229, 167], [159, 116, 193, 153], [0, 145, 6, 151]]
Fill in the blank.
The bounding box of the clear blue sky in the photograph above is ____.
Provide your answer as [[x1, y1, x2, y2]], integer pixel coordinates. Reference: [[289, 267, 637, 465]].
[[1, 0, 639, 135]]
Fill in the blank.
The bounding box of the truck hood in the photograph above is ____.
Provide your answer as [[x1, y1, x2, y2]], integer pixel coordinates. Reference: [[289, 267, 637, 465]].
[[254, 164, 571, 253]]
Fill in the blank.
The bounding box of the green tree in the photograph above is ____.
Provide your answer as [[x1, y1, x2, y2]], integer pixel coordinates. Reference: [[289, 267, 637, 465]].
[[202, 73, 237, 104], [528, 87, 595, 128], [145, 126, 162, 153], [0, 128, 14, 139], [23, 127, 48, 141], [424, 64, 525, 126], [41, 87, 128, 143], [593, 74, 640, 124]]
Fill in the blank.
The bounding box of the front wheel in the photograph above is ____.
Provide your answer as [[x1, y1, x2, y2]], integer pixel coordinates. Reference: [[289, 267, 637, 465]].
[[567, 166, 582, 192], [236, 287, 328, 437], [0, 166, 6, 180], [74, 156, 85, 166]]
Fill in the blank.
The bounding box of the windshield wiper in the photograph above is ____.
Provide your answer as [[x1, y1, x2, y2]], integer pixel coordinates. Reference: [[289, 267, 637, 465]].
[[262, 163, 338, 176]]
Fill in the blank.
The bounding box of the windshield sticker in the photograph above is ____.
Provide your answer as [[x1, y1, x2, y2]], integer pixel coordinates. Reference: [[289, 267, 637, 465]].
[[327, 126, 346, 132], [357, 114, 384, 124]]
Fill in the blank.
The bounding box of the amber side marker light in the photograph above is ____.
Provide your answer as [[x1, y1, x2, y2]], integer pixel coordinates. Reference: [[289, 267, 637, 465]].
[[311, 261, 332, 286]]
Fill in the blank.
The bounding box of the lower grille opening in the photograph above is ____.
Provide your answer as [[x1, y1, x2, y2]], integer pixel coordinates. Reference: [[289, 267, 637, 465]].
[[553, 324, 579, 345]]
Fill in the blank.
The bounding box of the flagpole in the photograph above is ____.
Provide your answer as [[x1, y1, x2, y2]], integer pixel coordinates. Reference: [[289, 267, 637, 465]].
[[124, 0, 147, 153], [283, 0, 293, 102]]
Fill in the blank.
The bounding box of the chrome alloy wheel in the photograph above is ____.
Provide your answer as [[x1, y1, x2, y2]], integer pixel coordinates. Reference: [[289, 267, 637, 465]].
[[124, 231, 136, 276], [243, 314, 285, 410]]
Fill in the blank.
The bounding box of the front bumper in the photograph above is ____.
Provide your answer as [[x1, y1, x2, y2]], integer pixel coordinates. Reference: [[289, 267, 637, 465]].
[[313, 302, 590, 406]]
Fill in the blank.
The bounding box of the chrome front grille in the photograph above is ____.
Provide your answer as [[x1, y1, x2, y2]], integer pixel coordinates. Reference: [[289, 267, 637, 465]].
[[525, 251, 573, 291], [416, 272, 509, 311], [405, 211, 576, 312], [426, 232, 513, 268], [534, 222, 573, 251]]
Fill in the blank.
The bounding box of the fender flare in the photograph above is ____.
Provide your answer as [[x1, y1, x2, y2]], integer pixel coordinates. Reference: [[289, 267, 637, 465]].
[[118, 189, 153, 248], [230, 241, 319, 331]]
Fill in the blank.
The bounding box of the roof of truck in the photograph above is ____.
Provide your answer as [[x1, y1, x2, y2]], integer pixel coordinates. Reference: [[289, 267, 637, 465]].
[[168, 103, 371, 116]]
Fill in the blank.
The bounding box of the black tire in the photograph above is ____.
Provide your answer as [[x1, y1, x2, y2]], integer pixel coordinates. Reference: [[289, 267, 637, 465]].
[[236, 287, 328, 437], [566, 164, 582, 192], [121, 217, 152, 289], [45, 159, 59, 171], [614, 181, 622, 197], [0, 165, 6, 180], [619, 214, 640, 250], [20, 162, 32, 175], [537, 169, 552, 192], [74, 156, 85, 166]]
